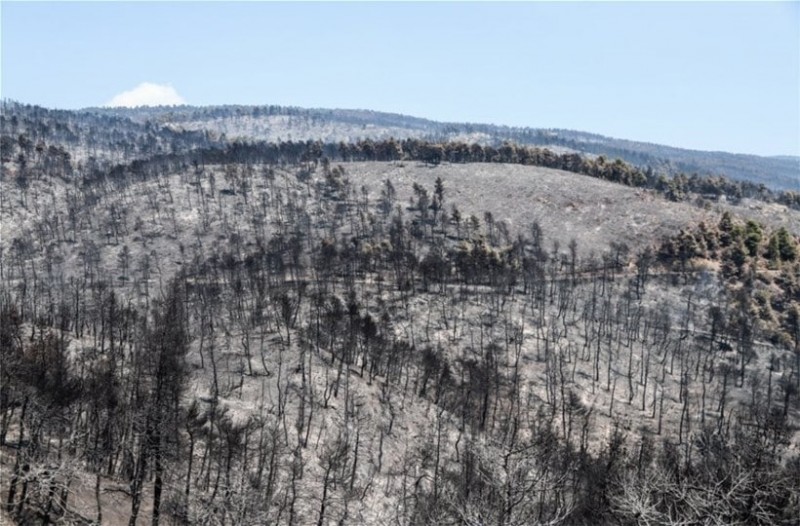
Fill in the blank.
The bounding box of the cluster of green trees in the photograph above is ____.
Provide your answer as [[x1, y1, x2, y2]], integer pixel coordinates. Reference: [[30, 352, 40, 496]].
[[658, 212, 799, 347]]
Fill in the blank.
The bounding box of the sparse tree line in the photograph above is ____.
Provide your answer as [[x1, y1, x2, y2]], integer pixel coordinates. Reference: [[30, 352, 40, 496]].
[[179, 137, 800, 208], [35, 101, 795, 194], [2, 145, 799, 526], [4, 99, 800, 215], [1, 100, 217, 170]]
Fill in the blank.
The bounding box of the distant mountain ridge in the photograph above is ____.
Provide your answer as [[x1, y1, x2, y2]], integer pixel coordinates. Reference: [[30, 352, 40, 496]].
[[3, 99, 797, 190], [88, 103, 800, 191]]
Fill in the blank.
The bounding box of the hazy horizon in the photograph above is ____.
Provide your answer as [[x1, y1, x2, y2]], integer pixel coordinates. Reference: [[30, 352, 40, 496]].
[[2, 2, 798, 157]]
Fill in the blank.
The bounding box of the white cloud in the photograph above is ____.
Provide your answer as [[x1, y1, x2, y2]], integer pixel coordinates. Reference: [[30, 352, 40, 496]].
[[105, 82, 186, 107]]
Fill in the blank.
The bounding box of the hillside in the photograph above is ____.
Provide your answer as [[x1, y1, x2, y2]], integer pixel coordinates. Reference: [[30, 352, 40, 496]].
[[1, 104, 799, 526], [91, 104, 800, 191]]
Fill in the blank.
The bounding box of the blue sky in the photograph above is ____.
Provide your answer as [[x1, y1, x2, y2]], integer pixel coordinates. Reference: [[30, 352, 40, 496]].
[[2, 1, 798, 157]]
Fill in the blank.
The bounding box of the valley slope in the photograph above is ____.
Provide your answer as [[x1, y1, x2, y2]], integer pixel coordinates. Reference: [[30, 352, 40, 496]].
[[1, 103, 799, 526]]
